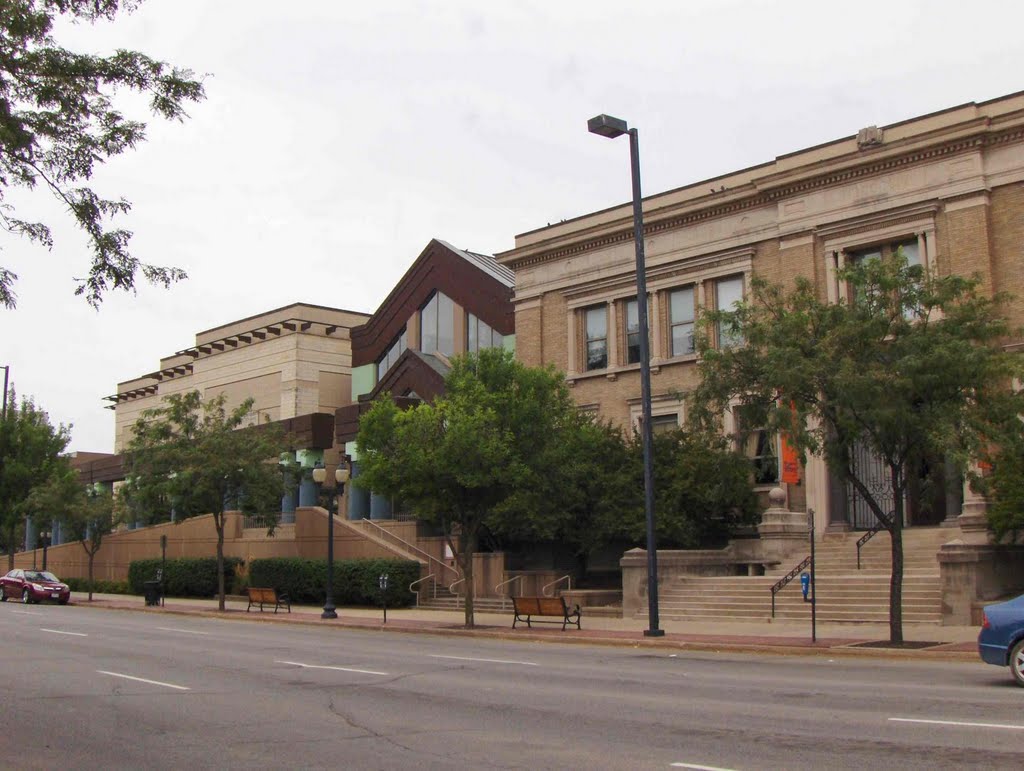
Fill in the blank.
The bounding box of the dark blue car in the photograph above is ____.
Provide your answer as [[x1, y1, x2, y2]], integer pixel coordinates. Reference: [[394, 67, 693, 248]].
[[978, 593, 1024, 687]]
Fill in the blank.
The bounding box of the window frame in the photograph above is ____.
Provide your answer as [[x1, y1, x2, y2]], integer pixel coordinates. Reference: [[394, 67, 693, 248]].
[[584, 305, 608, 371], [668, 286, 696, 358]]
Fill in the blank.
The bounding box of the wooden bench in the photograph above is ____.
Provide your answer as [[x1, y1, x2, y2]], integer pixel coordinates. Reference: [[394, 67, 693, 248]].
[[511, 596, 581, 631], [246, 587, 290, 613]]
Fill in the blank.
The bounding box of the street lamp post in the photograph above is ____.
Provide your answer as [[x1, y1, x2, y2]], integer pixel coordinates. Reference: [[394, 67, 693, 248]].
[[312, 457, 351, 620], [39, 529, 51, 572], [587, 114, 663, 637]]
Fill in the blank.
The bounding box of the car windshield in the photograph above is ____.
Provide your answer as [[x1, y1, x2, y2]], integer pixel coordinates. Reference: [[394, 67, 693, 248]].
[[25, 571, 58, 582]]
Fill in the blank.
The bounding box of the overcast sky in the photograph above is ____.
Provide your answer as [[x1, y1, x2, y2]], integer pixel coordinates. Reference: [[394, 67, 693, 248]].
[[3, 0, 1024, 453]]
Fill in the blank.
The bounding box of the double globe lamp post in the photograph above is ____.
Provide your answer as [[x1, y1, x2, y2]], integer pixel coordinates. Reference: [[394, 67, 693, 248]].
[[587, 113, 663, 637], [312, 457, 351, 620]]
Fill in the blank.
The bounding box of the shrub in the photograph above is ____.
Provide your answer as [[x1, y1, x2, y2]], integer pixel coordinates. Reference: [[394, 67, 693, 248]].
[[248, 557, 419, 607], [128, 557, 243, 597]]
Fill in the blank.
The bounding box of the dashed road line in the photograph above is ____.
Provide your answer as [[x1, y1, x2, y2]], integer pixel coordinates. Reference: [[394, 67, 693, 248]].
[[671, 763, 740, 771], [40, 628, 87, 637], [889, 717, 1024, 731], [276, 660, 389, 676], [97, 671, 190, 691], [429, 654, 538, 666], [9, 610, 42, 616], [156, 627, 210, 635]]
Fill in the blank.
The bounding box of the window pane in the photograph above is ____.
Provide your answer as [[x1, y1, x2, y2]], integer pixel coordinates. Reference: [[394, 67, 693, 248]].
[[479, 318, 492, 351], [467, 314, 478, 353], [896, 239, 920, 267], [670, 288, 694, 323], [716, 276, 744, 348], [421, 294, 438, 353], [585, 306, 606, 340], [437, 292, 454, 356], [650, 414, 678, 435], [671, 322, 694, 356], [586, 340, 607, 370], [492, 329, 503, 349]]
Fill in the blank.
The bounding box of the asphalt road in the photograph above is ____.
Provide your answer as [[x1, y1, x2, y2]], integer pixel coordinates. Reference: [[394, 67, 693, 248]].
[[1, 602, 1021, 770]]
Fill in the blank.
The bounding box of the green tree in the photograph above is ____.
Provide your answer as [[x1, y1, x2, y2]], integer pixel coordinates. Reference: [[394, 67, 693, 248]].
[[0, 388, 71, 568], [611, 427, 758, 549], [125, 391, 290, 610], [980, 431, 1024, 542], [356, 348, 582, 628], [23, 462, 115, 600], [1, 0, 206, 309], [692, 254, 1022, 643]]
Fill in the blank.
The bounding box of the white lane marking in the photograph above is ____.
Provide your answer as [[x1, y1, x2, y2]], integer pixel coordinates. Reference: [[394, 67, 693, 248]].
[[889, 717, 1024, 731], [10, 610, 42, 616], [671, 763, 740, 770], [97, 671, 190, 691], [156, 627, 210, 635], [429, 654, 538, 667], [40, 628, 87, 637], [276, 660, 389, 676]]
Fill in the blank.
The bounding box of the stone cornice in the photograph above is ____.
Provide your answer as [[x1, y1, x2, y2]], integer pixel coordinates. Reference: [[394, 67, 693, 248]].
[[500, 118, 1024, 273]]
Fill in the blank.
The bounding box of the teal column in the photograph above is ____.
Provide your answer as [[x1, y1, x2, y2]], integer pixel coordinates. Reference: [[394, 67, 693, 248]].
[[348, 462, 370, 521], [370, 492, 392, 520], [281, 483, 297, 523], [24, 516, 36, 552]]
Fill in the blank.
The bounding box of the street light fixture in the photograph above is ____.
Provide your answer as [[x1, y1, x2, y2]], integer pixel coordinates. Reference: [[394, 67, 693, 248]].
[[588, 113, 664, 637], [312, 457, 351, 620]]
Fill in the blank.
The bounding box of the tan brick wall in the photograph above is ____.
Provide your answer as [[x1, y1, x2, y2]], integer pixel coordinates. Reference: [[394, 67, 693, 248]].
[[989, 184, 1024, 329]]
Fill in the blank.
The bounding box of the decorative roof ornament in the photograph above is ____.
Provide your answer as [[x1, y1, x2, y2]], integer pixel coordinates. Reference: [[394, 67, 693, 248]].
[[857, 125, 884, 149]]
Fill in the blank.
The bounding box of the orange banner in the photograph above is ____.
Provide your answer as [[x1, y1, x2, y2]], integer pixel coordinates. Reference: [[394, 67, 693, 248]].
[[781, 433, 801, 484]]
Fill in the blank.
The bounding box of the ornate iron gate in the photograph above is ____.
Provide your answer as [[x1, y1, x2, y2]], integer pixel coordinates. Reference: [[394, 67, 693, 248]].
[[846, 442, 904, 530]]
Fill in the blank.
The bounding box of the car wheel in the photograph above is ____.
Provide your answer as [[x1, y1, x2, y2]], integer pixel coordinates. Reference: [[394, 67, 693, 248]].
[[22, 588, 31, 604], [1011, 639, 1024, 688], [0, 587, 6, 602]]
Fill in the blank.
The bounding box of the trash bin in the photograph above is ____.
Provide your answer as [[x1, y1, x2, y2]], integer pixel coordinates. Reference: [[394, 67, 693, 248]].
[[144, 580, 162, 607]]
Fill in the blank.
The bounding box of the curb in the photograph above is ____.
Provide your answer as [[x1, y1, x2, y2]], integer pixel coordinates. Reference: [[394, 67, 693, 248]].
[[69, 599, 979, 663]]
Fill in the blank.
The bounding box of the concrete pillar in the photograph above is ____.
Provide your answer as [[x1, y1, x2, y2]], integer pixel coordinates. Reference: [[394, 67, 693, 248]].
[[958, 466, 991, 545], [756, 487, 810, 565]]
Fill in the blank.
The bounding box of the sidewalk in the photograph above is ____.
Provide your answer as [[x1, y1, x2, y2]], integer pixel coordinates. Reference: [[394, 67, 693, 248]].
[[70, 592, 982, 661]]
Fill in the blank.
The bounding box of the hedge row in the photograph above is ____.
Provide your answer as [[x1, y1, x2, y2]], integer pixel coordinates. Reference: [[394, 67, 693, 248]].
[[128, 557, 243, 597], [248, 557, 419, 607]]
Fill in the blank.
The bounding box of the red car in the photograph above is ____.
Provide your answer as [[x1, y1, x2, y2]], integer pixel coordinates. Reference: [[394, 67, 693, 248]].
[[1, 569, 71, 605]]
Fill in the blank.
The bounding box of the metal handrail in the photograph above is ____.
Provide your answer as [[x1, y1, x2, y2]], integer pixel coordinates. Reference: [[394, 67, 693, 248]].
[[541, 574, 571, 597], [494, 574, 523, 596], [770, 555, 811, 618], [493, 575, 523, 612], [448, 577, 466, 597], [409, 573, 435, 607], [856, 522, 885, 569], [358, 518, 460, 582]]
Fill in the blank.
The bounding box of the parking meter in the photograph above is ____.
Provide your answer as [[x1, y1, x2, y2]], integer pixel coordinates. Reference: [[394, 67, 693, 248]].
[[800, 571, 810, 602], [379, 574, 389, 623]]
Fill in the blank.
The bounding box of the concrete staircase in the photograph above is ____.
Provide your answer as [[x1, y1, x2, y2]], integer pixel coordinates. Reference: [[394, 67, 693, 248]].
[[654, 527, 956, 624]]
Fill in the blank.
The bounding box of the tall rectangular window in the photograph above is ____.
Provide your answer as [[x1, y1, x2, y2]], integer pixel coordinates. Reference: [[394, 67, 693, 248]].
[[715, 276, 744, 349], [376, 328, 407, 381], [467, 313, 503, 353], [669, 287, 695, 356], [625, 299, 641, 364], [735, 404, 779, 485], [418, 291, 454, 357], [585, 305, 607, 371], [420, 293, 438, 354]]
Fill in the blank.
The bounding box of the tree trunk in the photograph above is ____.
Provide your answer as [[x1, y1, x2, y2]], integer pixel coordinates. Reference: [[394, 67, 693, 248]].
[[461, 528, 478, 629], [889, 467, 905, 644], [87, 550, 95, 602], [215, 513, 225, 612]]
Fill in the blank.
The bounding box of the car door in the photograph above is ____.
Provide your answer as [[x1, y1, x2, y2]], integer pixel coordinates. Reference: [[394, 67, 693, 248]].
[[6, 570, 24, 598]]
